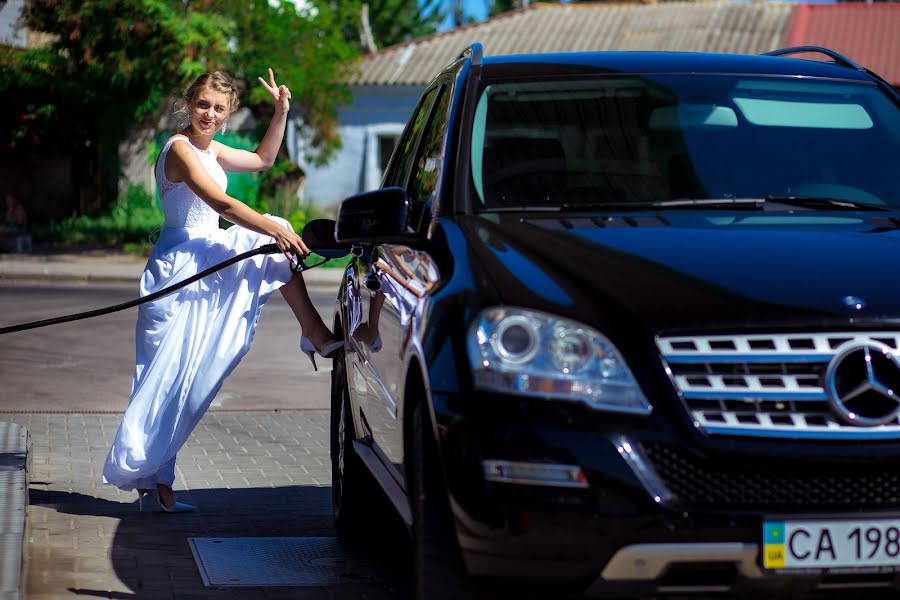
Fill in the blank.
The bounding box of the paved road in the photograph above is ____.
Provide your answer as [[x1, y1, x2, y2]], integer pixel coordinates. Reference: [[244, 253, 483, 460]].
[[0, 282, 409, 599], [0, 282, 337, 412]]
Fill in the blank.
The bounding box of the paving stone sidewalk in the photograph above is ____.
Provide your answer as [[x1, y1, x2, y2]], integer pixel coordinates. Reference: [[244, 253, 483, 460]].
[[1, 411, 405, 600]]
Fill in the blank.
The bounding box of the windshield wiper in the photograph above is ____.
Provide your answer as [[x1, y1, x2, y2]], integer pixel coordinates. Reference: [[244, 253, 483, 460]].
[[478, 205, 563, 212], [557, 199, 768, 211], [761, 196, 890, 212], [560, 197, 891, 212], [484, 199, 769, 212], [482, 196, 891, 213], [635, 197, 890, 211]]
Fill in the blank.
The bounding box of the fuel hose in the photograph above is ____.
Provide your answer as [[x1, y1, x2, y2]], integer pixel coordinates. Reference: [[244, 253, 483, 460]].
[[0, 244, 326, 335]]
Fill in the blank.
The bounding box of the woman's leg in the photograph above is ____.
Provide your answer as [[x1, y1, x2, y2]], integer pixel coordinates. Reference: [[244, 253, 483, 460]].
[[279, 273, 335, 349], [156, 456, 178, 507]]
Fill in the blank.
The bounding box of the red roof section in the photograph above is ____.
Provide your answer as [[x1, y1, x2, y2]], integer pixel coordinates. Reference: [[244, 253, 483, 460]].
[[784, 3, 900, 86]]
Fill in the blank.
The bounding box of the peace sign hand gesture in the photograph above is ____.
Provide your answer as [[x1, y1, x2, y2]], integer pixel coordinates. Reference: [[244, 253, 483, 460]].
[[258, 68, 292, 115]]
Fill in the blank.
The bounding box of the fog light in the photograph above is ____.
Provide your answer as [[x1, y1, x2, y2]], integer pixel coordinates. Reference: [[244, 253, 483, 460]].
[[483, 460, 589, 488]]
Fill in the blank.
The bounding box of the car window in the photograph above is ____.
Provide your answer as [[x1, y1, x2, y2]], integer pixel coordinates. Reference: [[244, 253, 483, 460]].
[[386, 87, 440, 190], [407, 86, 451, 233], [470, 75, 900, 209]]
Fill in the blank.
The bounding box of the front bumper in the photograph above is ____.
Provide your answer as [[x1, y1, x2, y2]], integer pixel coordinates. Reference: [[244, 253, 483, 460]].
[[432, 391, 900, 596]]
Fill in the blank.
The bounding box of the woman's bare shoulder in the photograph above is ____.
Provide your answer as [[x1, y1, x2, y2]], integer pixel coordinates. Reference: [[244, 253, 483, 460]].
[[156, 134, 188, 170], [162, 136, 201, 182], [166, 137, 198, 161], [163, 133, 191, 148]]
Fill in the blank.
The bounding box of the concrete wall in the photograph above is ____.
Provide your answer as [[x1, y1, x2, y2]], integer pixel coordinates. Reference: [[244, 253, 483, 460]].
[[294, 85, 422, 208]]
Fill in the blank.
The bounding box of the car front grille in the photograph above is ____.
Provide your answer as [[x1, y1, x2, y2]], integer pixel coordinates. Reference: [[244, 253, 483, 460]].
[[656, 332, 900, 440], [643, 443, 900, 510]]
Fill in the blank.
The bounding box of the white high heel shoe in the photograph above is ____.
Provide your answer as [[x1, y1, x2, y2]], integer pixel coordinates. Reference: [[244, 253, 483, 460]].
[[299, 336, 344, 371]]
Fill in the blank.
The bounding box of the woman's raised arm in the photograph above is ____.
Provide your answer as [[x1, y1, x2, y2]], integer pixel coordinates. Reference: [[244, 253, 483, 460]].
[[214, 68, 292, 173]]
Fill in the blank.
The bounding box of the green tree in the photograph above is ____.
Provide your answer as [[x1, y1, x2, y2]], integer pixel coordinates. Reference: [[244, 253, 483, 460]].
[[211, 0, 357, 166], [1, 0, 359, 212], [338, 0, 443, 50], [1, 0, 231, 205], [488, 0, 575, 17], [370, 0, 443, 47], [488, 0, 516, 16]]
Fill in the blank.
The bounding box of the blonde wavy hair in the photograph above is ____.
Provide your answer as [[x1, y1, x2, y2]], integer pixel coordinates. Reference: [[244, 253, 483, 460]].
[[173, 71, 241, 128]]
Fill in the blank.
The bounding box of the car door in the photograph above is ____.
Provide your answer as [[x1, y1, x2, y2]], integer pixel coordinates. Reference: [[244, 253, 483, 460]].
[[346, 83, 451, 480]]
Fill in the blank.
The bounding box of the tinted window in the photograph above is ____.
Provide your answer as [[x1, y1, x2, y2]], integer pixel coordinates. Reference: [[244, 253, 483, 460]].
[[387, 87, 439, 189], [408, 87, 450, 232], [470, 75, 900, 208]]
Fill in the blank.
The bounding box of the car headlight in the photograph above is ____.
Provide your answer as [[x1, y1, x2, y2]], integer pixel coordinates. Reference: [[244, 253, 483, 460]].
[[468, 307, 651, 415]]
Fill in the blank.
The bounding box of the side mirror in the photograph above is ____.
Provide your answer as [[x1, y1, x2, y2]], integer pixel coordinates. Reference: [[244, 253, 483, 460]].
[[301, 219, 351, 259], [335, 187, 416, 245]]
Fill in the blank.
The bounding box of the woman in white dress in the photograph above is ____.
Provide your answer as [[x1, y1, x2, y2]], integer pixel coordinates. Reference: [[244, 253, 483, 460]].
[[102, 69, 341, 512]]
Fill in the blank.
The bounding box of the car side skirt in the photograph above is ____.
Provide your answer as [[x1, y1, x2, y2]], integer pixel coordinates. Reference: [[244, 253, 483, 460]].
[[352, 440, 413, 528]]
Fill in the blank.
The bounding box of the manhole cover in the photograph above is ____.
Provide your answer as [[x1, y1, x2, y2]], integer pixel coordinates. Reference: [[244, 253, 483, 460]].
[[188, 536, 382, 587]]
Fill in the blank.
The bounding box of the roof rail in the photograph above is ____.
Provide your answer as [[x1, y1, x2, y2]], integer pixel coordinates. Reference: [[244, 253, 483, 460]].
[[764, 46, 866, 72], [457, 42, 483, 67]]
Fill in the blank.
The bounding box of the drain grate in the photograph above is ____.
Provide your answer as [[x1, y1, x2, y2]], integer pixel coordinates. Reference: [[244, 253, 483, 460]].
[[188, 536, 382, 587]]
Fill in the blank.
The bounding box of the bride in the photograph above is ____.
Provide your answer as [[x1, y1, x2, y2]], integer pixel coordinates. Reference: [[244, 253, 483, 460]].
[[102, 69, 341, 512]]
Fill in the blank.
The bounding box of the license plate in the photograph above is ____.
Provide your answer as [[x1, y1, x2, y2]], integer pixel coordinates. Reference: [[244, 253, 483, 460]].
[[764, 518, 900, 571]]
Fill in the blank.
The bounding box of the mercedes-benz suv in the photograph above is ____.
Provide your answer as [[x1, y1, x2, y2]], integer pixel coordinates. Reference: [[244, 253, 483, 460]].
[[328, 44, 900, 598]]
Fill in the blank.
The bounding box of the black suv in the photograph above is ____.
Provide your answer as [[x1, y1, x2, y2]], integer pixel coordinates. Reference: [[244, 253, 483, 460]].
[[328, 44, 900, 598]]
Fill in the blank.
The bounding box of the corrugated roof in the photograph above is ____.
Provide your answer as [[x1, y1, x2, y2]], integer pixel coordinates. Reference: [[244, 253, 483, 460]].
[[785, 4, 900, 86], [346, 1, 794, 86]]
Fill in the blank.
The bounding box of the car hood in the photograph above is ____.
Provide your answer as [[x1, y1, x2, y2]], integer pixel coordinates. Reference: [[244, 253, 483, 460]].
[[461, 211, 900, 335]]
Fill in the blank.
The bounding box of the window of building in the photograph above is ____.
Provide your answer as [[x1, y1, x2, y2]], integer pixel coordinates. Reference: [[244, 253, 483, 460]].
[[378, 134, 399, 176]]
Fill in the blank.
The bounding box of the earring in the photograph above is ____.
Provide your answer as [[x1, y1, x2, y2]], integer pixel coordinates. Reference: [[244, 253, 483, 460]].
[[220, 121, 227, 135]]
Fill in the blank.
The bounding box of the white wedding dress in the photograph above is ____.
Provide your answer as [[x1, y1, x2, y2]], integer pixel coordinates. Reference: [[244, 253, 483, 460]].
[[102, 135, 293, 491]]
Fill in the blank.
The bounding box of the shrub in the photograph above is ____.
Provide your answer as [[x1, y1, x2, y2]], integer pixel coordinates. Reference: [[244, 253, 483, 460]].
[[32, 184, 163, 248], [32, 155, 348, 268]]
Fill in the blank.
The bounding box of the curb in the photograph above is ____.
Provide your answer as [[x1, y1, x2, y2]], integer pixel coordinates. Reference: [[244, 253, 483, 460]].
[[0, 423, 28, 600]]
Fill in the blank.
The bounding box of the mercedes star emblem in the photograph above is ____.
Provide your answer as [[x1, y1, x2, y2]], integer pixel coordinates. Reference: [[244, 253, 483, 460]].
[[826, 341, 900, 427]]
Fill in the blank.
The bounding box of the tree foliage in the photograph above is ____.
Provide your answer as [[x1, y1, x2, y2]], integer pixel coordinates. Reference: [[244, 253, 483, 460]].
[[329, 0, 443, 51], [488, 0, 579, 17], [210, 0, 357, 165], [1, 0, 359, 205], [365, 0, 443, 49], [2, 0, 229, 154]]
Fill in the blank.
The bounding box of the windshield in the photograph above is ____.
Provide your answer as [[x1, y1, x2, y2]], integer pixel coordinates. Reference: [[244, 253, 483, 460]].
[[470, 74, 900, 210]]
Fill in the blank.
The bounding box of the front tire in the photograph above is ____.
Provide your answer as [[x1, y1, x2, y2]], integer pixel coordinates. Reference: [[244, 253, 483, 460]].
[[411, 401, 482, 599], [330, 349, 373, 536]]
